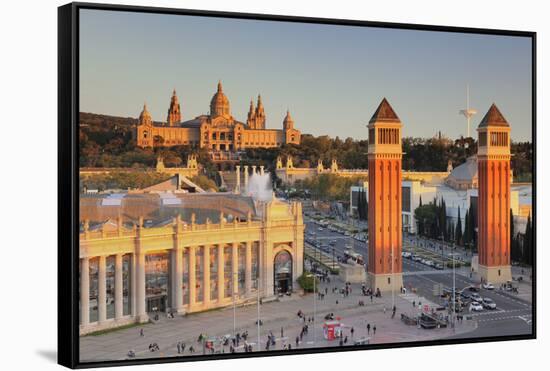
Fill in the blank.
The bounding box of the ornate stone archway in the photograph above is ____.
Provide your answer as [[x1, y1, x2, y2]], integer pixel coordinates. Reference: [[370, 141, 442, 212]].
[[273, 249, 293, 294]]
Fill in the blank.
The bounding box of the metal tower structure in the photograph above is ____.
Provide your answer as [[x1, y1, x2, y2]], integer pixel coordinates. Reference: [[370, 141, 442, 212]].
[[459, 84, 477, 138]]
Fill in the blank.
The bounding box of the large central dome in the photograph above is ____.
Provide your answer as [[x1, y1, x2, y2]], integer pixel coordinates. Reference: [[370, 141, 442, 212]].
[[210, 81, 230, 118]]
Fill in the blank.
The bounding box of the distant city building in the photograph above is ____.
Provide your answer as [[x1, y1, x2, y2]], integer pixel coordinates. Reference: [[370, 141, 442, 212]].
[[136, 81, 301, 150]]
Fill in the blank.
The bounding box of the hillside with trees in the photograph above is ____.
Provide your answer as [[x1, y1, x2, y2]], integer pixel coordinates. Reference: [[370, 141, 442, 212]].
[[79, 112, 533, 184]]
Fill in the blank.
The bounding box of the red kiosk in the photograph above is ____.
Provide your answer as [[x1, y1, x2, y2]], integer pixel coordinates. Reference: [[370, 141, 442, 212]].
[[323, 320, 343, 340]]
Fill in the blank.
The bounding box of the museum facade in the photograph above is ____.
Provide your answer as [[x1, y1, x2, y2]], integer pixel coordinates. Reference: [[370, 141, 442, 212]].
[[79, 192, 304, 335], [136, 81, 301, 150]]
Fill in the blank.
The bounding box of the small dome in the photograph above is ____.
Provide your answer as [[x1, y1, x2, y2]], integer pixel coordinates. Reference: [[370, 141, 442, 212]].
[[139, 103, 153, 125], [210, 81, 230, 117]]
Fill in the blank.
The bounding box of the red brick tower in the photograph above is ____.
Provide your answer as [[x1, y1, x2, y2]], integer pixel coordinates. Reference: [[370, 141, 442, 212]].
[[477, 104, 512, 283], [166, 89, 181, 126], [367, 98, 403, 292]]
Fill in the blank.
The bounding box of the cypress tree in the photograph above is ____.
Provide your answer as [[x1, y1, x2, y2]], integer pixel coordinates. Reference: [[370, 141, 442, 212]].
[[455, 207, 463, 246]]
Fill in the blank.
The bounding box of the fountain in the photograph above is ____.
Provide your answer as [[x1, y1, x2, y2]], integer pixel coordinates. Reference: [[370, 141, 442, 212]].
[[245, 171, 273, 202]]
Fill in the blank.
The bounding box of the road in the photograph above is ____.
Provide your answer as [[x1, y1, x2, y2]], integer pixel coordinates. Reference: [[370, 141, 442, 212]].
[[304, 218, 533, 340]]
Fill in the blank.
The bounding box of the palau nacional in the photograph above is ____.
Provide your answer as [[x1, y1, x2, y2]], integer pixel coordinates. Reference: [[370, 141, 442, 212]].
[[78, 81, 517, 336]]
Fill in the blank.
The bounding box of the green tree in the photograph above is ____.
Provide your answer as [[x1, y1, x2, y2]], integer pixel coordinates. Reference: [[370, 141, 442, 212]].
[[455, 207, 463, 246]]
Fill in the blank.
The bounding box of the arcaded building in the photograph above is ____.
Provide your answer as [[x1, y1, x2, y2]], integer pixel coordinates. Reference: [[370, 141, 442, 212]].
[[136, 82, 301, 150], [79, 192, 304, 335]]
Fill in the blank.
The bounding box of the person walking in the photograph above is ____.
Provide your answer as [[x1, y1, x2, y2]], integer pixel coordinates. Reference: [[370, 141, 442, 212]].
[[367, 323, 371, 335], [373, 325, 377, 335], [140, 328, 144, 337], [350, 327, 355, 338], [281, 327, 284, 338]]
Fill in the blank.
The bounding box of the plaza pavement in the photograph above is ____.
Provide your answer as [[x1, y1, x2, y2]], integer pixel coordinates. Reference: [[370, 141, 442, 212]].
[[80, 276, 476, 362]]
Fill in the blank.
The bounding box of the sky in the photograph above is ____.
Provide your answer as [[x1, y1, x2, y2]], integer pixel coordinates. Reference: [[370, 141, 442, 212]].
[[79, 9, 533, 141]]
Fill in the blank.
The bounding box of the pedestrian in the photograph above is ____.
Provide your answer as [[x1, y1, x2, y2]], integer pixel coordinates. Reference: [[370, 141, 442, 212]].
[[351, 327, 355, 337], [296, 336, 299, 347], [373, 325, 377, 335], [281, 327, 284, 338], [177, 342, 181, 354], [367, 323, 371, 335], [412, 300, 416, 308]]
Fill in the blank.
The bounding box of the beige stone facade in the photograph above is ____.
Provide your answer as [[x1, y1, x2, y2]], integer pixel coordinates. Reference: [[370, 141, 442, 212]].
[[79, 193, 304, 335], [275, 155, 450, 185], [136, 82, 301, 150]]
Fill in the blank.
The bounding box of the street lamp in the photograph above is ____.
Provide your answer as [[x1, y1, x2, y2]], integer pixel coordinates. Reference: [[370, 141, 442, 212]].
[[391, 243, 395, 310], [257, 276, 261, 351], [306, 272, 317, 345], [232, 272, 238, 339]]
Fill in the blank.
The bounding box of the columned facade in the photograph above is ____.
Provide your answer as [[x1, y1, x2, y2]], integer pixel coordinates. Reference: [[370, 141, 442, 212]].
[[477, 104, 513, 283], [367, 98, 404, 292], [79, 199, 304, 335]]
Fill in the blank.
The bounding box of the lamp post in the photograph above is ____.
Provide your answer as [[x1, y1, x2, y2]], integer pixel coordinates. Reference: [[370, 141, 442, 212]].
[[306, 272, 317, 346], [391, 243, 395, 310], [257, 276, 261, 351], [233, 272, 237, 338]]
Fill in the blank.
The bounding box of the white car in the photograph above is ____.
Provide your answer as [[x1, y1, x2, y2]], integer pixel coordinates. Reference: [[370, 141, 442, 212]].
[[482, 282, 495, 290], [469, 302, 484, 312], [470, 293, 482, 302], [482, 298, 497, 310]]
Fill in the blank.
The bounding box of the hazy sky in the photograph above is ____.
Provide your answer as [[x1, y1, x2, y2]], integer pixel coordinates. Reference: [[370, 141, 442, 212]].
[[80, 9, 533, 141]]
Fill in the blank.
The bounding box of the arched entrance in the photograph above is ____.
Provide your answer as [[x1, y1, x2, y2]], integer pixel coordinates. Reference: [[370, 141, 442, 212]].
[[274, 250, 292, 295]]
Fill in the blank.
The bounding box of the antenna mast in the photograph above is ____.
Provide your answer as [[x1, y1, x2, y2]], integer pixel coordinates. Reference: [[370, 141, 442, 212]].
[[459, 84, 477, 138]]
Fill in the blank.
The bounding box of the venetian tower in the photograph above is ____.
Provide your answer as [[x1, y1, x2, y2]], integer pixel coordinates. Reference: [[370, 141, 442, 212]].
[[367, 98, 403, 292], [166, 89, 182, 126], [477, 104, 512, 283]]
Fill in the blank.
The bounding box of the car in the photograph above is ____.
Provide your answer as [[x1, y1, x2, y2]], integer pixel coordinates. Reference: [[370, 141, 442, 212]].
[[482, 298, 497, 309], [469, 302, 484, 312], [434, 263, 444, 270], [460, 292, 471, 301], [482, 282, 495, 290], [470, 293, 482, 302], [318, 227, 324, 231], [467, 285, 481, 292]]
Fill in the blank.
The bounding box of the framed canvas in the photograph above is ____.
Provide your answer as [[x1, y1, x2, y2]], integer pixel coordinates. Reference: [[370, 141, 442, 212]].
[[58, 2, 536, 368]]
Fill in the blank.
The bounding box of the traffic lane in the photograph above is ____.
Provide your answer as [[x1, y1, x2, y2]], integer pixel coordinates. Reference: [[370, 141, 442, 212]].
[[306, 222, 440, 273], [404, 273, 530, 313], [446, 316, 532, 339]]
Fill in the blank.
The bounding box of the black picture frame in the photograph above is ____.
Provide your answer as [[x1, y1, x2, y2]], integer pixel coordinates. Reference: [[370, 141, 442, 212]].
[[58, 2, 537, 368]]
